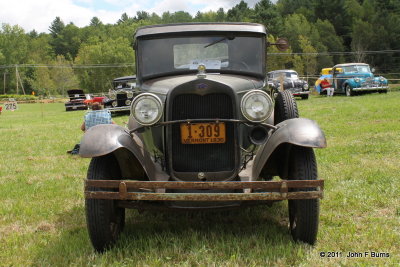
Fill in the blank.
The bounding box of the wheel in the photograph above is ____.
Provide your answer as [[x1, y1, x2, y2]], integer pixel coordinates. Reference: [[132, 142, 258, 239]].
[[287, 146, 319, 245], [345, 84, 354, 96], [85, 154, 125, 252], [274, 90, 299, 125], [301, 94, 309, 100]]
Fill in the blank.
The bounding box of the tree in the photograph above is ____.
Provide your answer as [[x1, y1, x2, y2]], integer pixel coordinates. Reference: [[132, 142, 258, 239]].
[[90, 17, 103, 27], [226, 1, 253, 22], [50, 55, 79, 95], [74, 37, 135, 92], [298, 35, 317, 76], [49, 17, 65, 38], [253, 0, 283, 35], [350, 19, 374, 62]]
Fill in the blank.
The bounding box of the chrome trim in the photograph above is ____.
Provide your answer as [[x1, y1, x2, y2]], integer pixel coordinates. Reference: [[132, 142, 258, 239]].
[[130, 93, 163, 126], [106, 106, 130, 112], [129, 118, 277, 135], [240, 90, 273, 123], [352, 86, 388, 91]]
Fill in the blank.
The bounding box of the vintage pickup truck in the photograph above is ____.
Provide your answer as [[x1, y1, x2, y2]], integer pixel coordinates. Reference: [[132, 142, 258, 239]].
[[80, 23, 326, 252]]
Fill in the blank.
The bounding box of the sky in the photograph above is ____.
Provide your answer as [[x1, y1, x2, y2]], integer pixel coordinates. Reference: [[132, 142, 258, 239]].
[[0, 0, 262, 34]]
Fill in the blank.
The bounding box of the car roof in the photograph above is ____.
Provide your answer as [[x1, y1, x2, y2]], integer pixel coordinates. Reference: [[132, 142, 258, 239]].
[[113, 75, 136, 82], [333, 63, 369, 68], [135, 23, 266, 38], [268, 70, 298, 74]]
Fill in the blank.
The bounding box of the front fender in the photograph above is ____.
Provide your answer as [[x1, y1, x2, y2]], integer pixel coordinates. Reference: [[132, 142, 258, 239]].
[[251, 118, 326, 180], [79, 124, 168, 181], [80, 124, 137, 158]]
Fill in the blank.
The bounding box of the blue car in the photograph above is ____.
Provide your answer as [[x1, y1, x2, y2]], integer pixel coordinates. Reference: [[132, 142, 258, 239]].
[[332, 63, 388, 96]]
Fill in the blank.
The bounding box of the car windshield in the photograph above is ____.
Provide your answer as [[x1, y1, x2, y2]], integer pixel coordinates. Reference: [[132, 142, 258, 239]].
[[138, 36, 264, 79], [114, 80, 135, 89], [342, 65, 371, 74], [272, 72, 298, 79]]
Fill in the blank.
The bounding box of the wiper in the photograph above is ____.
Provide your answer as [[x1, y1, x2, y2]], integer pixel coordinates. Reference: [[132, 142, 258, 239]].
[[204, 36, 235, 48]]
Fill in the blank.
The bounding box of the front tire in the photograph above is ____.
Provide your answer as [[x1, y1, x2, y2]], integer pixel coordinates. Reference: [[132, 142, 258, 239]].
[[274, 90, 299, 125], [287, 146, 320, 245], [85, 154, 125, 252], [345, 84, 354, 97]]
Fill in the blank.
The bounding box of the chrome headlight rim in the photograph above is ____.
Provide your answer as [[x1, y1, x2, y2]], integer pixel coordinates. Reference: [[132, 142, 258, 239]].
[[303, 83, 309, 90], [109, 91, 117, 100], [354, 78, 360, 83], [130, 93, 163, 126], [126, 91, 134, 99], [241, 90, 273, 123]]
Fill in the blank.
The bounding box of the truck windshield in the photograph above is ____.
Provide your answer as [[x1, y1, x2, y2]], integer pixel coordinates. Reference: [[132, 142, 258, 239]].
[[138, 36, 264, 79]]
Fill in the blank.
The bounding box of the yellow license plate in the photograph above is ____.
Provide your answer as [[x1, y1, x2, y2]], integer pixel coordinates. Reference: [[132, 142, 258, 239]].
[[180, 122, 226, 144]]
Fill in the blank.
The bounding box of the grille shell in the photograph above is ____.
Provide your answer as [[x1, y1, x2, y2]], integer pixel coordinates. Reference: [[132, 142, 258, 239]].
[[171, 93, 235, 173]]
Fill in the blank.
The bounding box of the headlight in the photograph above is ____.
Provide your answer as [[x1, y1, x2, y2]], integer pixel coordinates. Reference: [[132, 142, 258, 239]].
[[241, 90, 273, 122], [109, 91, 116, 99], [125, 99, 131, 106], [127, 91, 134, 98], [355, 78, 360, 82], [131, 93, 163, 126], [112, 101, 117, 107], [303, 83, 309, 89], [379, 77, 385, 82]]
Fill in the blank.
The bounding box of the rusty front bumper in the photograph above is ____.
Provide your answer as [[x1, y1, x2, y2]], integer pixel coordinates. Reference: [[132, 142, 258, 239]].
[[84, 180, 324, 201]]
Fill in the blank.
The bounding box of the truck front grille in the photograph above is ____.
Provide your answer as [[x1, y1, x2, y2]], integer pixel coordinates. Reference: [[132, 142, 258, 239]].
[[171, 93, 235, 172]]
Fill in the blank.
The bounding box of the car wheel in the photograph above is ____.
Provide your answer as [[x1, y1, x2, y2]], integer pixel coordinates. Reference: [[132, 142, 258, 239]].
[[85, 154, 125, 252], [287, 146, 319, 245], [345, 84, 354, 97], [274, 90, 299, 125]]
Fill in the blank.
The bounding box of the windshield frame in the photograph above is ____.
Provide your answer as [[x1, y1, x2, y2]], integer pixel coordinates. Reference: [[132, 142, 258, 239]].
[[135, 33, 266, 82]]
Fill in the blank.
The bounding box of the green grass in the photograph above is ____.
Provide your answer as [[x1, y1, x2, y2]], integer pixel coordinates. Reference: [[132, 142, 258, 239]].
[[0, 93, 399, 266]]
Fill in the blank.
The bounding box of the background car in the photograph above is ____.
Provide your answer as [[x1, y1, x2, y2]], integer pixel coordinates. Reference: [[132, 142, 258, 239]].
[[332, 63, 388, 96], [268, 70, 310, 99], [83, 96, 107, 107], [104, 75, 137, 112], [65, 89, 89, 111]]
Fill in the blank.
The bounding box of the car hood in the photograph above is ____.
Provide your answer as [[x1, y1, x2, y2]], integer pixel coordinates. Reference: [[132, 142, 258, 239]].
[[140, 74, 264, 95], [340, 73, 373, 79]]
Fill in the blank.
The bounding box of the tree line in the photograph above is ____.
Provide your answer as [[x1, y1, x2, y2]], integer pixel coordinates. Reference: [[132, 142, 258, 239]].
[[0, 0, 399, 96]]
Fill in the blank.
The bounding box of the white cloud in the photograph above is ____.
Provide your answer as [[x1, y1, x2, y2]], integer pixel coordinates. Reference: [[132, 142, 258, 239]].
[[0, 0, 125, 33], [0, 0, 263, 33]]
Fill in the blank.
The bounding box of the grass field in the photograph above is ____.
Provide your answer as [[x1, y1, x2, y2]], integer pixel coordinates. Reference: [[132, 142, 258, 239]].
[[0, 92, 399, 266]]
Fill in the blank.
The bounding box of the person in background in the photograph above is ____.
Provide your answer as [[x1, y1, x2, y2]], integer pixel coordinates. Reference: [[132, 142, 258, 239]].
[[320, 78, 334, 97], [81, 102, 114, 132], [68, 102, 114, 154]]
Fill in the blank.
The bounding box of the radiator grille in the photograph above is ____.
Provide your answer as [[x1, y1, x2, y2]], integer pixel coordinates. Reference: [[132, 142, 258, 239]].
[[171, 93, 235, 172]]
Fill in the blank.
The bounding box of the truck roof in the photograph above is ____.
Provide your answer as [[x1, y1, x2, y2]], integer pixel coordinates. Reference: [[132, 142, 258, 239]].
[[135, 22, 267, 38]]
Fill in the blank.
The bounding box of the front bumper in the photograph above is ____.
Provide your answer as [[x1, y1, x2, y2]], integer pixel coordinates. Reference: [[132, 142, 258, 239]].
[[352, 85, 388, 91], [292, 91, 310, 96], [105, 106, 130, 112], [65, 104, 87, 110], [85, 180, 324, 202]]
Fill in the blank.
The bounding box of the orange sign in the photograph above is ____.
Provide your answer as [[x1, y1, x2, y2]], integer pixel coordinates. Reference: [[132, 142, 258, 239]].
[[180, 122, 226, 144]]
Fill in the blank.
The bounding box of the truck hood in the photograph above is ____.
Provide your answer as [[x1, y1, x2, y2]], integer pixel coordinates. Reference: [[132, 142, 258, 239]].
[[140, 74, 264, 95]]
